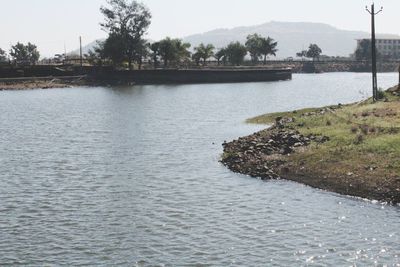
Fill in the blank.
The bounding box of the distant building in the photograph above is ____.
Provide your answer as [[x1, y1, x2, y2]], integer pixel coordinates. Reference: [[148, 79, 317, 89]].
[[356, 38, 400, 58]]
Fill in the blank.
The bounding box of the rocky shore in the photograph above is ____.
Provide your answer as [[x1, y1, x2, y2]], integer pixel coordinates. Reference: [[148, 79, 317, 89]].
[[222, 126, 329, 179], [0, 76, 88, 90], [221, 89, 400, 204]]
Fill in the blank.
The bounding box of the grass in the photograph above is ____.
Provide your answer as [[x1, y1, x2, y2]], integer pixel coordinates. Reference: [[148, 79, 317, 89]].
[[245, 86, 400, 202]]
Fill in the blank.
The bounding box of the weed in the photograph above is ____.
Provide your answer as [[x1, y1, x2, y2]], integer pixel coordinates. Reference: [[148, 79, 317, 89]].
[[354, 134, 364, 145]]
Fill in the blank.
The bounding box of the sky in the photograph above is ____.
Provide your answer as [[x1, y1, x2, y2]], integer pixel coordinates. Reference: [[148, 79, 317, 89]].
[[1, 0, 398, 57]]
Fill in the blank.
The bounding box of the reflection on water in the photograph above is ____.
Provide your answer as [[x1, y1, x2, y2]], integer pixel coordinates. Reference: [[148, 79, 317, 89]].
[[0, 73, 399, 266]]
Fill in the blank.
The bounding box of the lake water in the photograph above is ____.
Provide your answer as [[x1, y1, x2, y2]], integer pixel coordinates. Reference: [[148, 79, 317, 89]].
[[1, 73, 399, 266]]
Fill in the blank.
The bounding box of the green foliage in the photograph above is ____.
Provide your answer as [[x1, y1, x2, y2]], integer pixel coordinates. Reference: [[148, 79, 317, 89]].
[[225, 42, 247, 66], [0, 48, 7, 62], [296, 50, 307, 58], [155, 37, 191, 67], [306, 44, 322, 61], [150, 42, 160, 68], [103, 33, 127, 66], [377, 89, 385, 100], [85, 41, 105, 66], [355, 39, 371, 61], [260, 37, 278, 64], [133, 39, 149, 69], [214, 48, 226, 65], [9, 42, 40, 65], [100, 0, 151, 69], [245, 33, 263, 63], [193, 43, 215, 64], [354, 40, 382, 61], [245, 34, 278, 64], [192, 51, 202, 66]]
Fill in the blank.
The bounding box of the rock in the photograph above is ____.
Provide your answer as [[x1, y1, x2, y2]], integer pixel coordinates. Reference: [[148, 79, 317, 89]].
[[221, 125, 330, 186], [280, 146, 293, 155]]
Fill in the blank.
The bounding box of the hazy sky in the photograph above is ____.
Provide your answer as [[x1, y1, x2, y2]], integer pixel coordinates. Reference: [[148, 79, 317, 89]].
[[1, 0, 398, 57]]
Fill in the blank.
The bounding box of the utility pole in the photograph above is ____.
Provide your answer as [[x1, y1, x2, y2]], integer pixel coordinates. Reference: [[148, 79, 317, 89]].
[[79, 36, 83, 69], [366, 3, 383, 102], [64, 42, 67, 65]]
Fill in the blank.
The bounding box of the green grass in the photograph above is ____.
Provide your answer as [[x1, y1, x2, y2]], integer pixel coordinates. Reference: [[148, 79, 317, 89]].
[[246, 107, 324, 124], [247, 87, 400, 180]]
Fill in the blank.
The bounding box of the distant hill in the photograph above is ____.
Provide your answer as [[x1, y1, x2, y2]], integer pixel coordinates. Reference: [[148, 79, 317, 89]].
[[183, 21, 400, 58], [73, 21, 400, 58], [70, 39, 105, 56]]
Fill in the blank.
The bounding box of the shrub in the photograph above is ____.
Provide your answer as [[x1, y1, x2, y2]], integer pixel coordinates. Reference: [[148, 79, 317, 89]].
[[360, 125, 369, 135], [369, 127, 376, 134], [354, 134, 364, 145], [377, 89, 385, 100]]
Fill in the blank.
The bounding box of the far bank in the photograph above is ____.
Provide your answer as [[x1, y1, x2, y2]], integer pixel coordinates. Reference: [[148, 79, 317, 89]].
[[0, 66, 292, 88]]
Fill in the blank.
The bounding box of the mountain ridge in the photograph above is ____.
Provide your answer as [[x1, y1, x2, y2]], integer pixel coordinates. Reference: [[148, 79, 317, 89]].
[[74, 21, 400, 58], [182, 21, 400, 57]]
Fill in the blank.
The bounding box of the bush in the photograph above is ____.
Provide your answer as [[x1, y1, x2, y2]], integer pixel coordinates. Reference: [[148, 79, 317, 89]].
[[351, 125, 358, 133], [354, 134, 364, 145], [360, 125, 369, 135], [377, 89, 385, 100]]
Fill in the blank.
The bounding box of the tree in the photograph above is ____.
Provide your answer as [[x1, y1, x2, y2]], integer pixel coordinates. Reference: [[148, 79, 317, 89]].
[[85, 41, 106, 66], [355, 39, 371, 61], [100, 0, 151, 69], [225, 42, 247, 66], [214, 48, 226, 66], [102, 33, 126, 66], [260, 37, 278, 64], [150, 42, 160, 68], [245, 33, 263, 63], [158, 37, 191, 67], [193, 43, 215, 64], [9, 42, 40, 65], [296, 50, 307, 59], [306, 44, 322, 61], [192, 51, 202, 66], [0, 48, 7, 62], [158, 38, 174, 67], [133, 39, 149, 69], [174, 40, 191, 64]]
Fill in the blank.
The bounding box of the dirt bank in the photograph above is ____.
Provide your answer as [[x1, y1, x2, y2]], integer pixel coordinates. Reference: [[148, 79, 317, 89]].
[[0, 76, 88, 90]]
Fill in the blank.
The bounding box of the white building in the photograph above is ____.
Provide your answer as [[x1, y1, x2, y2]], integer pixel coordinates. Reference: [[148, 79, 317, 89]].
[[357, 38, 400, 58]]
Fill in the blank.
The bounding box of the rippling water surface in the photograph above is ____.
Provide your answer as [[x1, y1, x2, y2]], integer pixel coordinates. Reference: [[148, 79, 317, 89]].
[[1, 73, 399, 266]]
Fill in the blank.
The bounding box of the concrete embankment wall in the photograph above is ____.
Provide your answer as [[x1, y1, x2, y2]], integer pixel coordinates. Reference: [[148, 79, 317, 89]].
[[269, 61, 400, 73], [0, 66, 292, 85], [89, 69, 292, 84], [0, 65, 75, 78]]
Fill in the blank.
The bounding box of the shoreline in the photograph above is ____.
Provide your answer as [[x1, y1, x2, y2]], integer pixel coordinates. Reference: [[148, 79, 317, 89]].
[[0, 71, 396, 91], [221, 86, 400, 204], [0, 76, 89, 90], [0, 67, 292, 88]]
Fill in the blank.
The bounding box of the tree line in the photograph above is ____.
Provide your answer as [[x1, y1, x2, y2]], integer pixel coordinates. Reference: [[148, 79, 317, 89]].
[[84, 0, 281, 69], [296, 44, 323, 61], [0, 0, 325, 67], [0, 42, 40, 65], [87, 0, 326, 68]]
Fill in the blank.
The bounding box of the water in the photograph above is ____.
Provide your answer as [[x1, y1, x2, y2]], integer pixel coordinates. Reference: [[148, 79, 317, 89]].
[[0, 73, 399, 266]]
